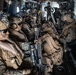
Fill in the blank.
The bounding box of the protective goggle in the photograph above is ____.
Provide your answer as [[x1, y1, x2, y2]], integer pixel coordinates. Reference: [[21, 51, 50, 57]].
[[0, 29, 8, 33]]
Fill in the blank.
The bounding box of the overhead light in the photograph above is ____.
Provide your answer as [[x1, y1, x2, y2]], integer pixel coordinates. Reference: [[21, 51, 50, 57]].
[[17, 7, 20, 13]]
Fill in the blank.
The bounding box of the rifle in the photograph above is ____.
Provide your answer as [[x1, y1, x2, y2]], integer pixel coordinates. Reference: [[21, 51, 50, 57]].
[[24, 25, 45, 75], [51, 10, 56, 25], [28, 26, 45, 75], [34, 27, 45, 75], [49, 11, 59, 35]]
